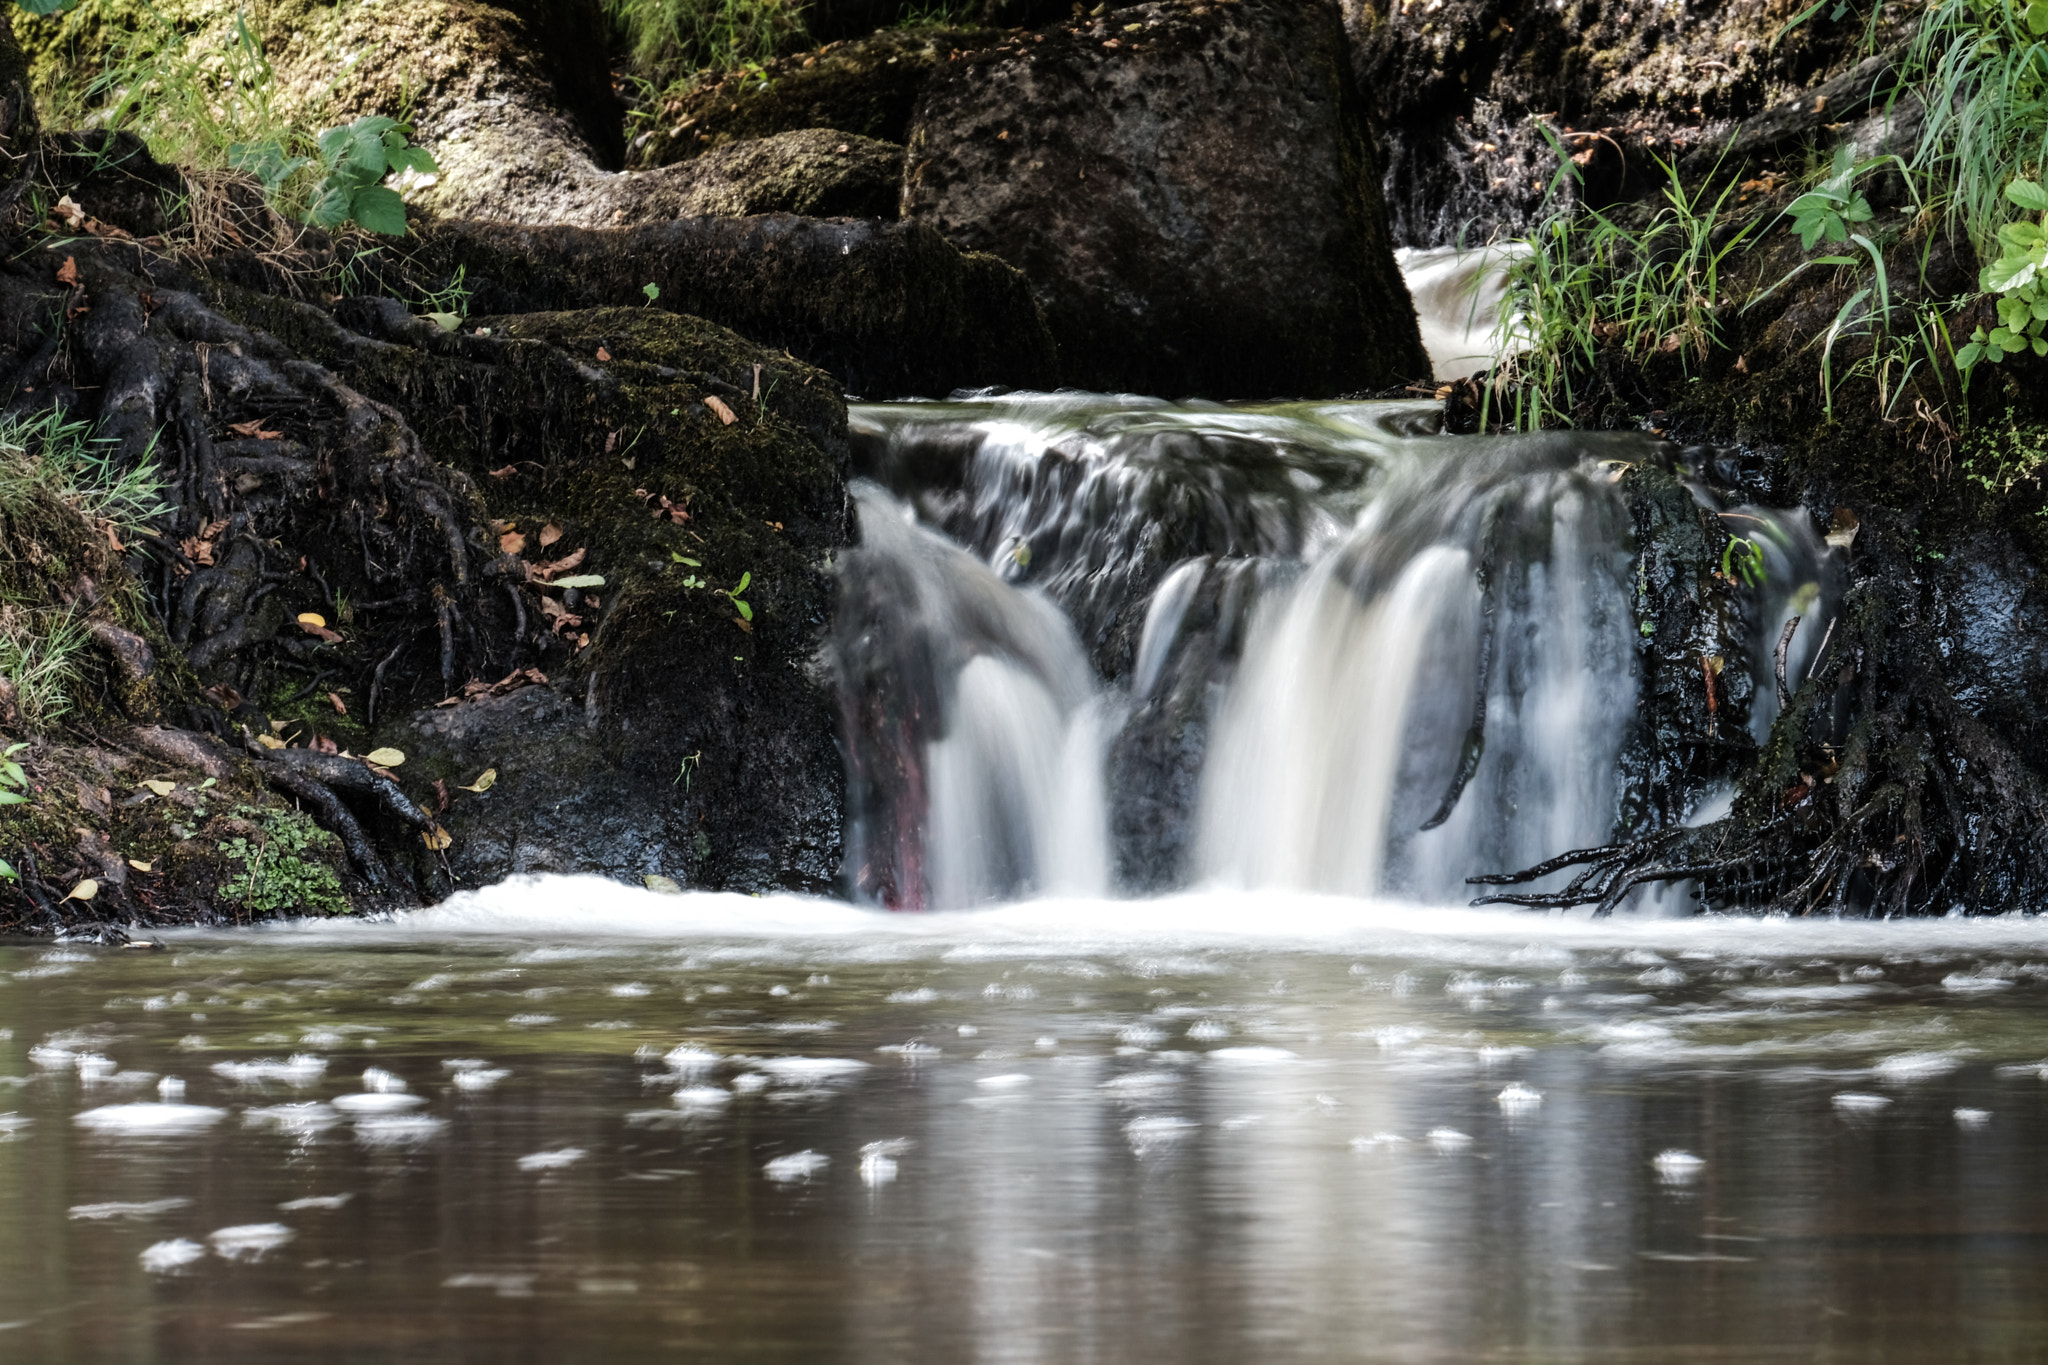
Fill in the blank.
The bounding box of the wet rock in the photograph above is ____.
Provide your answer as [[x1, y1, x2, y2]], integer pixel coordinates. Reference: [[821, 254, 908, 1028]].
[[602, 128, 905, 220], [902, 0, 1427, 398], [370, 214, 1058, 398]]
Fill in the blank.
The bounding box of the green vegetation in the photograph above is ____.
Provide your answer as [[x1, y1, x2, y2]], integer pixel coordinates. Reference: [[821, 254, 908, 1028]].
[[0, 408, 168, 538], [215, 803, 349, 916], [0, 744, 28, 884], [603, 0, 808, 87]]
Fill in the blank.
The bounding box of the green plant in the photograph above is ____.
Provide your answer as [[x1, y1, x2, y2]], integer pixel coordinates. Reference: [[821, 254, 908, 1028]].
[[603, 0, 807, 86], [1721, 536, 1767, 587], [1899, 0, 2048, 258], [1489, 153, 1755, 430], [0, 604, 89, 731], [0, 408, 170, 537], [0, 742, 26, 883], [643, 282, 661, 304], [418, 265, 473, 331], [215, 804, 349, 917], [306, 117, 439, 237], [1958, 177, 2048, 370], [721, 571, 754, 621]]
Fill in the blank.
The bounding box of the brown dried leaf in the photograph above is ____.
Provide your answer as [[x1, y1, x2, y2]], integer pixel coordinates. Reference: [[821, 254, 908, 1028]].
[[228, 419, 282, 440], [488, 464, 518, 479], [500, 530, 527, 556], [328, 691, 347, 715], [531, 546, 586, 578], [538, 522, 563, 548], [55, 256, 79, 286], [432, 778, 451, 814], [595, 346, 612, 362], [704, 395, 737, 425]]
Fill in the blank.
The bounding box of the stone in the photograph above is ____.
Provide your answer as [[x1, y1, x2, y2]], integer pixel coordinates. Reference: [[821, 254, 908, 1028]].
[[902, 0, 1428, 399]]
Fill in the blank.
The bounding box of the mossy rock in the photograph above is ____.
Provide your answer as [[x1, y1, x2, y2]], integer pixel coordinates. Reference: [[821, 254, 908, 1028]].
[[635, 25, 1011, 169]]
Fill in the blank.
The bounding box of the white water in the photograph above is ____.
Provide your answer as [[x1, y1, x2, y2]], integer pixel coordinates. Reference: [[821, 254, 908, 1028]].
[[1396, 244, 1529, 381]]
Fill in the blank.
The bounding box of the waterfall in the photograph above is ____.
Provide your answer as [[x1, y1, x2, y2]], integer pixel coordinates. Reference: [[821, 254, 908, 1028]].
[[832, 263, 1835, 912]]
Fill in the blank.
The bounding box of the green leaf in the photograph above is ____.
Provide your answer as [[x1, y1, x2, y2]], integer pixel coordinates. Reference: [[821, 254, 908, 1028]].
[[1797, 219, 1826, 251], [733, 571, 751, 594], [0, 760, 22, 785], [1956, 340, 1985, 369], [1990, 326, 2024, 349], [669, 552, 700, 566], [0, 791, 25, 806], [307, 186, 353, 228], [733, 599, 753, 621], [542, 574, 606, 589], [1985, 255, 2040, 292], [349, 185, 409, 236], [2036, 336, 2048, 357], [425, 311, 460, 332], [14, 0, 84, 14], [1998, 220, 2043, 247], [1987, 342, 2008, 362], [2009, 179, 2048, 211], [1843, 195, 1873, 223]]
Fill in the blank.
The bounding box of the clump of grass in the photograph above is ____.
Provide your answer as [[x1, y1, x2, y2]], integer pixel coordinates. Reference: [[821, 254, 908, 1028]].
[[1487, 153, 1754, 431], [0, 409, 168, 733], [604, 0, 811, 87], [1900, 0, 2048, 260]]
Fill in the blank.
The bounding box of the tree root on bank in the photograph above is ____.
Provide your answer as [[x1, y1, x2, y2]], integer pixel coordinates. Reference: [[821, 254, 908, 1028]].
[[1471, 575, 2048, 916]]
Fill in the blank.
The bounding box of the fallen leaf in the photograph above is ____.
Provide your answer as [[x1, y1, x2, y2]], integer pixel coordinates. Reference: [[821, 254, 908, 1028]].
[[422, 824, 453, 851], [256, 733, 287, 750], [140, 779, 176, 797], [51, 195, 85, 229], [270, 719, 289, 732], [103, 523, 125, 553], [460, 768, 498, 793], [704, 395, 737, 425], [643, 874, 682, 894], [63, 878, 98, 903], [595, 346, 612, 362], [228, 419, 283, 440], [365, 747, 406, 767], [734, 617, 753, 633], [500, 530, 526, 556], [432, 778, 450, 814], [531, 547, 586, 578], [328, 692, 347, 715], [127, 859, 154, 873], [312, 735, 339, 755], [488, 465, 518, 479], [56, 256, 79, 286], [297, 612, 328, 630], [538, 522, 563, 548], [539, 574, 605, 590]]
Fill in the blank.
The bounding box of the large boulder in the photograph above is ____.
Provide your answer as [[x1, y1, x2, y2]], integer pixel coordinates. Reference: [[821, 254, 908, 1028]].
[[360, 214, 1059, 399], [901, 0, 1428, 399]]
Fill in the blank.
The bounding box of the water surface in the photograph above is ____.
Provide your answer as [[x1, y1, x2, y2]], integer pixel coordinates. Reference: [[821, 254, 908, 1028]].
[[6, 884, 2048, 1361]]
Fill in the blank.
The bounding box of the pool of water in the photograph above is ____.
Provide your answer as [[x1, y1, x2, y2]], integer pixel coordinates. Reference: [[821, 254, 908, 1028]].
[[7, 881, 2048, 1362]]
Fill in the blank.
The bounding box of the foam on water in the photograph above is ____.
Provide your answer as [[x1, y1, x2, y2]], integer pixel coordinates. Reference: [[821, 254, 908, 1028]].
[[226, 877, 2048, 970], [74, 1103, 227, 1136]]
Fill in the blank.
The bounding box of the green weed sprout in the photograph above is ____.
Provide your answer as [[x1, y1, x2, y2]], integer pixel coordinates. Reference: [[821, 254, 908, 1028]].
[[307, 117, 439, 237]]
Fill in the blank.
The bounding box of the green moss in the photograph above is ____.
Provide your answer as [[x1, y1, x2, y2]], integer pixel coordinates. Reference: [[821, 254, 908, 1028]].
[[213, 802, 349, 916]]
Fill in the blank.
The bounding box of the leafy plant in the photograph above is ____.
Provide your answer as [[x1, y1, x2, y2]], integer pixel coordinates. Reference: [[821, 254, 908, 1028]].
[[306, 117, 439, 237], [0, 743, 26, 883], [721, 571, 753, 621], [1721, 536, 1767, 587], [1957, 177, 2048, 370], [215, 804, 349, 917], [1785, 144, 1877, 250], [1899, 0, 2048, 257], [603, 0, 808, 86]]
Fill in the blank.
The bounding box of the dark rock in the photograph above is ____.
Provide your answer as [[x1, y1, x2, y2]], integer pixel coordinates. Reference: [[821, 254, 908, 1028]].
[[601, 128, 905, 219], [368, 214, 1059, 398], [902, 0, 1428, 398], [635, 26, 1011, 169]]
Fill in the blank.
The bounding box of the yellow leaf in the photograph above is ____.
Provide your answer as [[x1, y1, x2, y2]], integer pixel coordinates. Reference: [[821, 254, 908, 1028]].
[[643, 874, 683, 894], [422, 824, 453, 850], [63, 879, 98, 903], [127, 858, 153, 872], [256, 733, 287, 750], [140, 779, 176, 797], [366, 747, 406, 767], [297, 612, 327, 629], [458, 767, 498, 793]]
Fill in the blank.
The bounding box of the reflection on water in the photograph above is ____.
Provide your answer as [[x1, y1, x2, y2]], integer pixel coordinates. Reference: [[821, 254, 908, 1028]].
[[6, 883, 2048, 1362]]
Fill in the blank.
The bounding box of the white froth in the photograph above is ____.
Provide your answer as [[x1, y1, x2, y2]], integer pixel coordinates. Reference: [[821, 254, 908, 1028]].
[[1205, 1047, 1299, 1065], [1954, 1107, 1992, 1127], [1125, 1116, 1198, 1155], [278, 1194, 354, 1211], [209, 1223, 295, 1261], [69, 1197, 193, 1220], [1496, 1083, 1543, 1112], [1652, 1149, 1705, 1183], [452, 1068, 511, 1091], [331, 1092, 426, 1114], [352, 1114, 448, 1147], [75, 1103, 227, 1135], [1426, 1128, 1474, 1153], [211, 1054, 328, 1086], [517, 1147, 587, 1171], [764, 1150, 830, 1182], [1874, 1052, 1964, 1084], [754, 1057, 870, 1085], [1832, 1092, 1894, 1112], [139, 1238, 206, 1274], [244, 1103, 342, 1134]]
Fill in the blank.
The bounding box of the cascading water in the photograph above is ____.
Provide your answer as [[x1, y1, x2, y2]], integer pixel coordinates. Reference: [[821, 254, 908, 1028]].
[[833, 264, 1842, 912]]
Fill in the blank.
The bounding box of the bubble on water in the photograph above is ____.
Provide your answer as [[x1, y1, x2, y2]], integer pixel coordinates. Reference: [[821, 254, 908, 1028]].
[[29, 1045, 77, 1069], [1035, 1036, 1060, 1049], [299, 1029, 347, 1049], [75, 1103, 227, 1136], [956, 1024, 979, 1037], [1832, 1092, 1893, 1112], [452, 1068, 511, 1092], [1206, 1047, 1299, 1066], [887, 988, 938, 1004], [876, 1042, 942, 1060], [1477, 1046, 1532, 1067], [1497, 1083, 1543, 1113], [731, 1073, 770, 1093], [764, 1150, 830, 1182], [1636, 967, 1686, 988], [1942, 973, 2014, 994], [331, 1092, 426, 1115], [242, 1103, 342, 1135], [157, 1077, 185, 1101], [1652, 1149, 1705, 1183], [860, 1140, 910, 1186], [1368, 1025, 1427, 1050], [661, 1045, 721, 1075], [210, 1224, 295, 1262], [768, 985, 790, 998], [1874, 1052, 1963, 1084], [609, 982, 653, 998], [1186, 1021, 1229, 1042], [1100, 1072, 1183, 1101], [672, 1087, 732, 1109], [1426, 1128, 1474, 1153], [1852, 965, 1885, 980], [211, 1055, 329, 1087], [278, 1194, 353, 1211], [361, 1067, 407, 1093], [353, 1115, 448, 1148], [1124, 1116, 1198, 1156], [507, 1013, 558, 1026], [754, 1057, 870, 1086], [139, 1238, 206, 1274], [1117, 1026, 1166, 1048], [976, 1073, 1031, 1089], [445, 1272, 536, 1298], [68, 1198, 193, 1220], [1955, 1107, 1992, 1127], [1350, 1133, 1407, 1152], [517, 1147, 587, 1172], [1620, 950, 1668, 967]]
